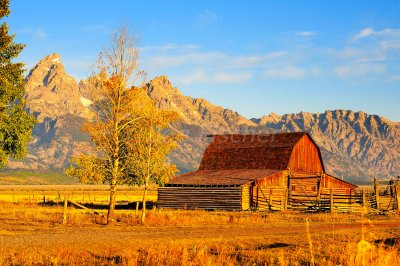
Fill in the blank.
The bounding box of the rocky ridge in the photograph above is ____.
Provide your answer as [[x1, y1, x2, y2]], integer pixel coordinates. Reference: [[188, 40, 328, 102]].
[[8, 54, 93, 171], [252, 111, 400, 181]]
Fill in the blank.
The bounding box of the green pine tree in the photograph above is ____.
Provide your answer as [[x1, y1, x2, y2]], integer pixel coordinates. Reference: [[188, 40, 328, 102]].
[[0, 0, 35, 168]]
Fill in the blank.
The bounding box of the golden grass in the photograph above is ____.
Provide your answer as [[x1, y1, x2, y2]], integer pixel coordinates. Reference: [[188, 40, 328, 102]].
[[0, 201, 398, 265], [0, 185, 157, 203]]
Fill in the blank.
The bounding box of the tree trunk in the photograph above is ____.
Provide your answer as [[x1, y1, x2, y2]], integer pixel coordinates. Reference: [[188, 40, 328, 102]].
[[108, 82, 120, 225], [107, 182, 117, 224], [141, 184, 148, 224]]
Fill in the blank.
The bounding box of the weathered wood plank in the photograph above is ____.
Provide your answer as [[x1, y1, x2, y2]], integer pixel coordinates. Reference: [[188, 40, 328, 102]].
[[158, 186, 243, 210]]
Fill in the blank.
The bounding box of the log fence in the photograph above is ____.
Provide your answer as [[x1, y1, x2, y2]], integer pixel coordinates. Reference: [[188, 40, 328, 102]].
[[253, 177, 399, 213]]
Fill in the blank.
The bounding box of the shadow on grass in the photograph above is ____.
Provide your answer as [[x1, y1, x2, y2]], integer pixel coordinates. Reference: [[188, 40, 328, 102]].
[[40, 200, 156, 210], [254, 243, 293, 250], [374, 237, 400, 247]]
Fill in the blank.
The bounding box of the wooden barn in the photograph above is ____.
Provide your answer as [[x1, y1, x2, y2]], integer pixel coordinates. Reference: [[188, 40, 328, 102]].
[[158, 132, 357, 211]]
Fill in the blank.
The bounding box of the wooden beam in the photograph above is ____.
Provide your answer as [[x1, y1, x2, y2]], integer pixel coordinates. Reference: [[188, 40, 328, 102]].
[[362, 189, 366, 211], [316, 175, 322, 207], [287, 170, 292, 208], [374, 178, 380, 209], [68, 199, 89, 210], [268, 188, 273, 211], [283, 188, 288, 210], [395, 185, 400, 211], [63, 197, 68, 225]]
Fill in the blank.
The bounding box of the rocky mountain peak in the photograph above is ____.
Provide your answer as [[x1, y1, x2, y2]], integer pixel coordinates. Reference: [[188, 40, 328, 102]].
[[146, 76, 256, 131], [26, 53, 68, 88], [24, 53, 92, 121], [147, 75, 182, 99]]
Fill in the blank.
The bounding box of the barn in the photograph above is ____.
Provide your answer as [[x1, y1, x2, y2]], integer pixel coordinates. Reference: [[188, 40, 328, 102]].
[[158, 132, 357, 211]]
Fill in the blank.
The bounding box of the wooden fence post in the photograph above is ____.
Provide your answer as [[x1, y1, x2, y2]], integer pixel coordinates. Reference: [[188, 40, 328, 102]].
[[349, 190, 352, 205], [135, 202, 139, 216], [362, 189, 366, 210], [374, 178, 380, 209], [330, 189, 334, 213], [268, 188, 273, 211], [395, 186, 400, 211], [287, 170, 291, 209], [283, 188, 288, 210], [63, 197, 68, 225], [316, 175, 322, 208]]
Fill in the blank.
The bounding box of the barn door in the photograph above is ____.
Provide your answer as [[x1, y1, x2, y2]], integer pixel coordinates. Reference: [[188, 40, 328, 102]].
[[254, 186, 285, 211], [289, 177, 319, 210]]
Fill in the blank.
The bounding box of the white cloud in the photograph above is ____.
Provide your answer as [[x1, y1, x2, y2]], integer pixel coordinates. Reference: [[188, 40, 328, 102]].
[[310, 67, 322, 77], [263, 65, 306, 79], [380, 40, 400, 50], [353, 54, 386, 63], [18, 28, 48, 39], [174, 70, 252, 85], [63, 58, 97, 80], [143, 46, 288, 72], [352, 27, 400, 41], [144, 51, 225, 69], [387, 75, 400, 82], [229, 51, 287, 68], [336, 48, 362, 59], [334, 64, 386, 77], [352, 28, 375, 41], [174, 70, 206, 85], [64, 59, 95, 72], [326, 46, 388, 65], [196, 9, 221, 26], [213, 71, 253, 84], [142, 44, 199, 52], [297, 31, 316, 37]]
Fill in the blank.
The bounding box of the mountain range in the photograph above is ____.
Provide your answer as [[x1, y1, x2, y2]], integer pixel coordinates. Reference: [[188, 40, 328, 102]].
[[4, 53, 400, 184]]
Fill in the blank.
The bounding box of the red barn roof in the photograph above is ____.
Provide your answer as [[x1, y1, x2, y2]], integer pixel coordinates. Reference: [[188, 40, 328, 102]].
[[199, 132, 308, 171]]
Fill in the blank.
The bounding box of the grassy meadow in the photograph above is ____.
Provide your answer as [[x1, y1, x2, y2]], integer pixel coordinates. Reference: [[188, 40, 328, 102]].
[[0, 184, 157, 204], [0, 171, 78, 185], [0, 186, 398, 265]]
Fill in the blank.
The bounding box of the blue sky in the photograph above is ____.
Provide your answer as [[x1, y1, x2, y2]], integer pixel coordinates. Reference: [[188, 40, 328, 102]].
[[6, 0, 400, 121]]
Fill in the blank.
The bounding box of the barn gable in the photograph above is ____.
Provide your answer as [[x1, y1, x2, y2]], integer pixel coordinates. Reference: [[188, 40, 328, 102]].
[[288, 133, 325, 174]]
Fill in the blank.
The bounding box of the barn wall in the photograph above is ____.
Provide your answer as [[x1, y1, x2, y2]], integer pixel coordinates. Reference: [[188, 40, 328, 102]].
[[256, 171, 286, 187], [241, 185, 251, 211], [322, 174, 357, 191], [288, 135, 324, 173], [158, 186, 242, 211], [290, 177, 318, 194], [252, 172, 286, 206]]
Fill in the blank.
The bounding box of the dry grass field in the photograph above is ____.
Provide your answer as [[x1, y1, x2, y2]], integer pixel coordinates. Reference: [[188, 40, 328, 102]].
[[0, 185, 158, 205], [0, 187, 399, 265]]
